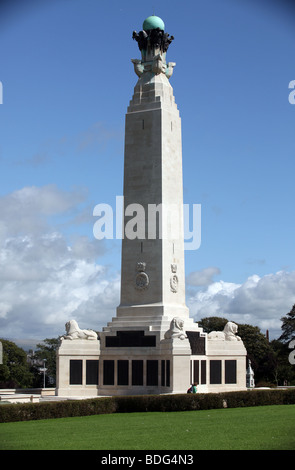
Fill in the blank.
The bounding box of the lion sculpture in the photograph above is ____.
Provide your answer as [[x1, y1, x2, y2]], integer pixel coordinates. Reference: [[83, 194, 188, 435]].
[[164, 317, 187, 340], [208, 321, 241, 341], [61, 320, 98, 341]]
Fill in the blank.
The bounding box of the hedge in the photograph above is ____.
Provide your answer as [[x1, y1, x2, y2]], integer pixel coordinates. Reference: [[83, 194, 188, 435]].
[[1, 389, 295, 423]]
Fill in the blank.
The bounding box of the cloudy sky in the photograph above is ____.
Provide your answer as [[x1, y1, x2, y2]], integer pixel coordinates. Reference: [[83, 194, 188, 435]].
[[0, 0, 294, 346]]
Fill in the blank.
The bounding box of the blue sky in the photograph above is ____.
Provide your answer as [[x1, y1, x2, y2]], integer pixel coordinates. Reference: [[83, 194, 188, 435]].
[[0, 0, 294, 344]]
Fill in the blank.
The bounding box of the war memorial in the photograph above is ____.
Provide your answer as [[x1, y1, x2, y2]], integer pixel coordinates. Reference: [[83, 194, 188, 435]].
[[55, 15, 247, 397]]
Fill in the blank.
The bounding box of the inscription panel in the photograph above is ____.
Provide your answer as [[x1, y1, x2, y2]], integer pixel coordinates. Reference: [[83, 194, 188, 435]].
[[186, 331, 206, 355], [147, 360, 158, 386], [103, 360, 114, 385], [70, 360, 82, 385], [118, 360, 129, 386], [225, 360, 237, 384], [166, 360, 170, 387], [210, 360, 222, 384], [132, 360, 143, 386], [193, 360, 199, 384], [201, 360, 206, 384], [105, 330, 156, 347], [86, 360, 99, 385]]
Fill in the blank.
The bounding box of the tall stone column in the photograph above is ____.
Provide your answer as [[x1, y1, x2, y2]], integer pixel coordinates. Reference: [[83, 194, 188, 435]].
[[114, 16, 190, 330]]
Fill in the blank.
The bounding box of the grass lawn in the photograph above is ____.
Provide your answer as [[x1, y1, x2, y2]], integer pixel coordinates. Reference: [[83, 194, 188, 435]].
[[0, 405, 295, 450]]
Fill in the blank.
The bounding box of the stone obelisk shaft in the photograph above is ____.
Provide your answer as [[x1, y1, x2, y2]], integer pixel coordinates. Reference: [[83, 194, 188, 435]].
[[117, 34, 189, 322]]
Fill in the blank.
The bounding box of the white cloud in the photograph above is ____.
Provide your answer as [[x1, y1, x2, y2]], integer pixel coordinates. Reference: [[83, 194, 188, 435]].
[[187, 270, 295, 338], [77, 121, 123, 153], [187, 266, 221, 286], [0, 232, 120, 339], [0, 184, 87, 239], [0, 185, 119, 340]]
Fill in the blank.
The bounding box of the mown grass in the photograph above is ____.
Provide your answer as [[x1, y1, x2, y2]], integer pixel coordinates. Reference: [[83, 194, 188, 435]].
[[1, 405, 294, 450]]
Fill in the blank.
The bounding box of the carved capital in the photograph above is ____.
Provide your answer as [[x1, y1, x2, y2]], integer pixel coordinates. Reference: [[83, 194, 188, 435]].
[[132, 28, 174, 53]]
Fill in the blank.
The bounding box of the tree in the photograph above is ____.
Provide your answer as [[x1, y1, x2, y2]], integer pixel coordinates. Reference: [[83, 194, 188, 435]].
[[32, 337, 60, 387], [279, 304, 295, 344], [238, 324, 274, 384], [269, 339, 295, 386], [198, 316, 228, 334], [0, 339, 34, 388]]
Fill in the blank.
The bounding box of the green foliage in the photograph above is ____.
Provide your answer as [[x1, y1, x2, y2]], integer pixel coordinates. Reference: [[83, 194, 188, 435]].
[[0, 396, 117, 423], [198, 316, 228, 333], [222, 389, 295, 408], [32, 338, 60, 386], [1, 389, 295, 423], [0, 340, 34, 388], [279, 304, 295, 344], [237, 323, 274, 383], [269, 339, 295, 385]]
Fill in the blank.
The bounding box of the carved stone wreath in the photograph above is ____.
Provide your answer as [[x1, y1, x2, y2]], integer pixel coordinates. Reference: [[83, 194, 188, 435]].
[[135, 271, 149, 290], [170, 274, 178, 293], [135, 261, 149, 290], [170, 264, 178, 293]]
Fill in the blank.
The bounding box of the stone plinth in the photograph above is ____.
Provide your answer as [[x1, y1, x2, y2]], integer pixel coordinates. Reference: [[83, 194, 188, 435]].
[[56, 339, 100, 397], [205, 338, 247, 392]]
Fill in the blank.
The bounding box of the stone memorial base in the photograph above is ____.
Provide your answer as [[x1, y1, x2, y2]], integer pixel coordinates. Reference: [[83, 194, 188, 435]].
[[55, 319, 247, 397], [55, 15, 247, 399]]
